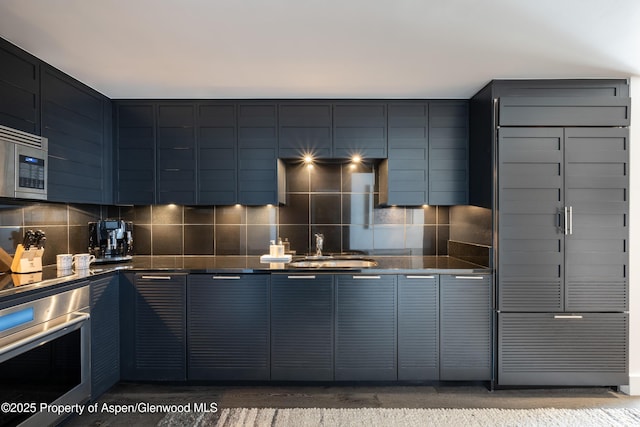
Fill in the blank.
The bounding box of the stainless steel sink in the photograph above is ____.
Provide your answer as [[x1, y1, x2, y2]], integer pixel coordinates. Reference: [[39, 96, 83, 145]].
[[289, 258, 378, 268]]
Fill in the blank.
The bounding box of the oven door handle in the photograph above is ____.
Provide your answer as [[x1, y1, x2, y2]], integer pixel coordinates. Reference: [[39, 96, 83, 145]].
[[0, 312, 90, 361]]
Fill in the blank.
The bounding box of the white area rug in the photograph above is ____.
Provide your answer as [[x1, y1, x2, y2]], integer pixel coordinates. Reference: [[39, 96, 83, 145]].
[[203, 407, 640, 427]]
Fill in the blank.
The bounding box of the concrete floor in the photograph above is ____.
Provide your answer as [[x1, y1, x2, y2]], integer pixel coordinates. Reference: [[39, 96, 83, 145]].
[[63, 382, 640, 426]]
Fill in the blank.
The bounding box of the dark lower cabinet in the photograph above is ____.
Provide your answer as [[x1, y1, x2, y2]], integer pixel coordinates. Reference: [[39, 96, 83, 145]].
[[271, 274, 334, 381], [115, 271, 494, 384], [335, 274, 397, 381], [398, 275, 439, 381], [187, 274, 270, 380], [439, 274, 492, 380], [120, 273, 187, 381], [90, 274, 119, 399], [498, 312, 628, 386]]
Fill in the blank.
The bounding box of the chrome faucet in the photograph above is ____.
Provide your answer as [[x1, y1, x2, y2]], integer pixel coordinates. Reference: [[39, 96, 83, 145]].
[[314, 233, 324, 257]]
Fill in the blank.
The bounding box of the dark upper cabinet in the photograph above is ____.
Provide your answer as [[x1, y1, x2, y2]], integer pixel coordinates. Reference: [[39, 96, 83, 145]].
[[198, 103, 237, 205], [333, 103, 387, 159], [499, 97, 630, 127], [115, 102, 156, 204], [278, 102, 332, 159], [0, 38, 39, 134], [41, 65, 112, 204], [156, 103, 196, 204], [237, 103, 284, 205], [428, 101, 468, 205], [379, 100, 468, 206], [381, 102, 429, 206]]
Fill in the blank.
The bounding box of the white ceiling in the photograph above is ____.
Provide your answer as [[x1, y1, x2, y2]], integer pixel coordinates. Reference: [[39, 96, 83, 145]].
[[0, 0, 639, 99]]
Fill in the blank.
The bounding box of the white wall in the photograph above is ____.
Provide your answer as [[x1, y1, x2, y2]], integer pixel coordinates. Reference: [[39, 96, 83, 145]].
[[622, 76, 640, 395]]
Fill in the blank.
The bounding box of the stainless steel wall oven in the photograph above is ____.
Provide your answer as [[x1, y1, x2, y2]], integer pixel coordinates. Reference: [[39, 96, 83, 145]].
[[0, 286, 90, 426]]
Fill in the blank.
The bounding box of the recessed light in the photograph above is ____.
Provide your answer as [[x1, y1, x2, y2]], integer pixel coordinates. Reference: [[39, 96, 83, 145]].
[[351, 155, 362, 163]]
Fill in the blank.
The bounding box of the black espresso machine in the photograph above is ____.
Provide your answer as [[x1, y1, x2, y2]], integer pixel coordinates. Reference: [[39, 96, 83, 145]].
[[88, 219, 133, 263]]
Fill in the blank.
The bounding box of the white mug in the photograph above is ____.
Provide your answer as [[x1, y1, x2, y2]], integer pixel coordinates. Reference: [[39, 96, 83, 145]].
[[72, 253, 96, 270], [56, 253, 73, 270]]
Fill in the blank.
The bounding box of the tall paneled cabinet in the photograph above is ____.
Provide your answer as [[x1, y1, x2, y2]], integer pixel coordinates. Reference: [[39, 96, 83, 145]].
[[470, 79, 630, 386]]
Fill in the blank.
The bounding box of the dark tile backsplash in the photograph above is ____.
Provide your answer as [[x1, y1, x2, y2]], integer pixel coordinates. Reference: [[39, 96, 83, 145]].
[[0, 162, 492, 265]]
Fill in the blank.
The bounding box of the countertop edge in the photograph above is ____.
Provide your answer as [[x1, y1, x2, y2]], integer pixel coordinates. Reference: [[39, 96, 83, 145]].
[[0, 256, 492, 301]]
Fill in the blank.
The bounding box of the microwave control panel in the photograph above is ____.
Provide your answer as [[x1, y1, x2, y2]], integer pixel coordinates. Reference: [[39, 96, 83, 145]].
[[18, 154, 45, 190]]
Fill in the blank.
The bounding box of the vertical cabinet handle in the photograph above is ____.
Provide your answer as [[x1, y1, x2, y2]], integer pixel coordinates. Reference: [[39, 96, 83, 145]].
[[568, 206, 573, 235], [564, 206, 569, 235]]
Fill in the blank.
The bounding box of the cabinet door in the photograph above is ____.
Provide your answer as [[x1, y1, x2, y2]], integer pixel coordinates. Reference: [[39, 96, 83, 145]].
[[428, 101, 468, 205], [333, 103, 387, 159], [0, 38, 39, 134], [41, 65, 112, 204], [335, 274, 396, 380], [564, 128, 628, 311], [156, 104, 196, 204], [398, 275, 438, 381], [497, 127, 564, 311], [124, 273, 186, 381], [198, 103, 237, 204], [498, 96, 630, 127], [237, 103, 280, 205], [498, 312, 628, 386], [440, 275, 491, 380], [90, 274, 119, 399], [381, 102, 428, 206], [116, 103, 156, 204], [271, 274, 334, 381], [188, 274, 270, 380], [278, 102, 332, 159]]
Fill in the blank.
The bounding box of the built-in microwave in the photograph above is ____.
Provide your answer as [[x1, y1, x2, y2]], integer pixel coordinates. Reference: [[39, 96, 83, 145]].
[[0, 125, 48, 200]]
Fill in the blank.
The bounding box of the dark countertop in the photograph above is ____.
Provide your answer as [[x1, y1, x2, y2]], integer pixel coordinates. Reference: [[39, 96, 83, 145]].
[[0, 255, 490, 301]]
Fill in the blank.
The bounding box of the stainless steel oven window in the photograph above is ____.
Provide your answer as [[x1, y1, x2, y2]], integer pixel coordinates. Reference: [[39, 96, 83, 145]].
[[0, 286, 90, 427]]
